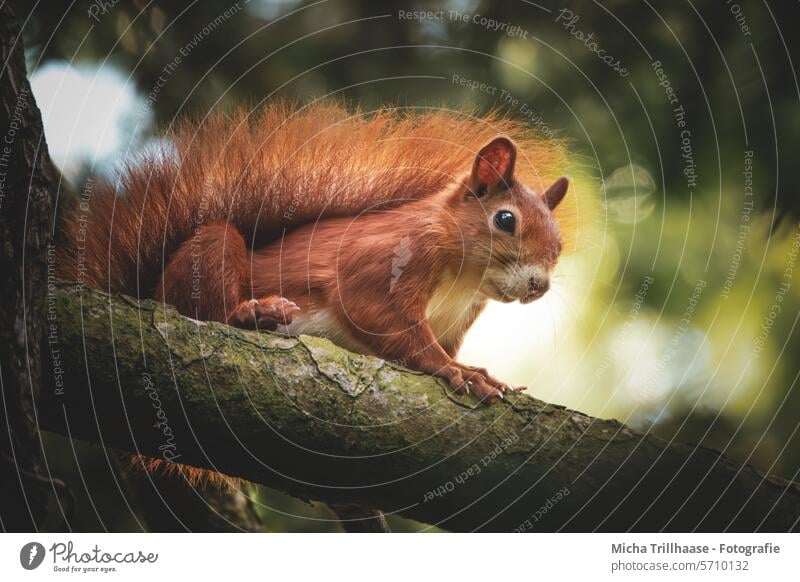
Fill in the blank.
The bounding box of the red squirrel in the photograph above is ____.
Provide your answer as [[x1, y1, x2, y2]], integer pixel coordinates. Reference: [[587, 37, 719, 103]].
[[58, 101, 573, 401]]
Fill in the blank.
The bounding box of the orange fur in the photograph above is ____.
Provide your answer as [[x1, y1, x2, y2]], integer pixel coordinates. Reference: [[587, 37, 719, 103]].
[[128, 455, 243, 490], [57, 100, 575, 293]]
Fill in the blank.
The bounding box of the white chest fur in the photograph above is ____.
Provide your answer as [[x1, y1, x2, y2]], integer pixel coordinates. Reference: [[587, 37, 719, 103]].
[[279, 308, 367, 353], [425, 272, 485, 347]]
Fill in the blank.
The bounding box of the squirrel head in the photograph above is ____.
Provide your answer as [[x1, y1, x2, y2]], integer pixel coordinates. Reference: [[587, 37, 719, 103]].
[[450, 136, 569, 304]]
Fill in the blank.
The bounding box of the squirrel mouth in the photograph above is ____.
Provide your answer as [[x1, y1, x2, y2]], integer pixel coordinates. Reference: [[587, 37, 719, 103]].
[[519, 288, 548, 304], [486, 283, 516, 303], [487, 283, 522, 304], [520, 288, 548, 304], [487, 279, 548, 304]]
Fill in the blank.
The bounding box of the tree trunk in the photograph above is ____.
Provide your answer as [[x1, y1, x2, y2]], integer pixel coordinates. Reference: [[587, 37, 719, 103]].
[[0, 5, 274, 534], [0, 3, 60, 532], [38, 282, 800, 532]]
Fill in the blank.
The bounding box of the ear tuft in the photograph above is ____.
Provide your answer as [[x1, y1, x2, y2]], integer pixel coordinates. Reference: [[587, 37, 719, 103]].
[[469, 136, 517, 195], [543, 176, 569, 210]]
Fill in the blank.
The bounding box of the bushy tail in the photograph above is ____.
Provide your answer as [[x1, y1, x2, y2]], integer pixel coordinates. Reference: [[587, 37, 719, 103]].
[[56, 100, 579, 296]]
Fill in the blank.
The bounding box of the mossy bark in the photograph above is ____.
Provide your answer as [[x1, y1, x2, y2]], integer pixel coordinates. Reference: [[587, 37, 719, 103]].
[[39, 282, 800, 532]]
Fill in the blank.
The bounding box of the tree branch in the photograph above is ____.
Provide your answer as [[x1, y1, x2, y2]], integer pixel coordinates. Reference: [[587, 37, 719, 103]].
[[38, 282, 800, 532]]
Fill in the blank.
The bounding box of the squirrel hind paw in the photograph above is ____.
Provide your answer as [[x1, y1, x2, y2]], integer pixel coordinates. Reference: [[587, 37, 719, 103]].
[[227, 296, 300, 331]]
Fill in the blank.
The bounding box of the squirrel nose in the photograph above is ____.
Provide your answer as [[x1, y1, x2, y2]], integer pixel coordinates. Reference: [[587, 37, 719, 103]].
[[528, 277, 550, 298]]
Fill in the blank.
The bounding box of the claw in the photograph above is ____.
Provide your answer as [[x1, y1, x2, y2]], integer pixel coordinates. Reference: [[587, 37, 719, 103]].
[[442, 363, 517, 402]]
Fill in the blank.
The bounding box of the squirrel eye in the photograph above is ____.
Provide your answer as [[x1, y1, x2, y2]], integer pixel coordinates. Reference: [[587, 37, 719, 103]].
[[493, 210, 516, 234]]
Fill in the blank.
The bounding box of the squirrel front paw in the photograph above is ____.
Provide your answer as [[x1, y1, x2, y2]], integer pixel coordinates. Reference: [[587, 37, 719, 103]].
[[227, 296, 300, 331], [441, 363, 525, 401]]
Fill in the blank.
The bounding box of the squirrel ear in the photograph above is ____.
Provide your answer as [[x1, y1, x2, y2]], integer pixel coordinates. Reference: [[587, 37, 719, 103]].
[[543, 176, 569, 210], [468, 136, 517, 196]]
